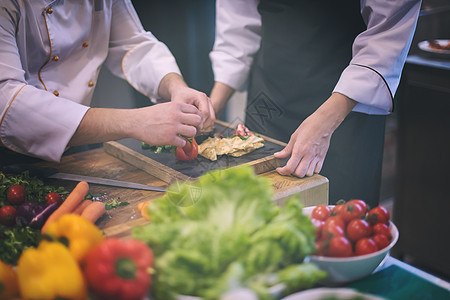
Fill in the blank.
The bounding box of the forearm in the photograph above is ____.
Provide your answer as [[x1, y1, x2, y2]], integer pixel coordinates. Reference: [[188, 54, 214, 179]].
[[68, 108, 134, 146], [312, 92, 357, 132], [209, 81, 235, 116], [157, 73, 188, 101]]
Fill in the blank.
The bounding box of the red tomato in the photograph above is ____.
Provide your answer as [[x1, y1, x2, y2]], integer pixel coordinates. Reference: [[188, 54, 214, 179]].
[[315, 240, 325, 256], [346, 219, 371, 243], [322, 221, 345, 240], [311, 205, 331, 221], [6, 185, 27, 205], [324, 215, 346, 229], [368, 206, 390, 225], [372, 223, 391, 239], [311, 218, 325, 240], [0, 205, 17, 226], [355, 238, 378, 256], [341, 202, 365, 223], [347, 199, 368, 214], [373, 234, 390, 250], [331, 204, 346, 217], [327, 236, 353, 257], [174, 137, 198, 161], [45, 192, 63, 206]]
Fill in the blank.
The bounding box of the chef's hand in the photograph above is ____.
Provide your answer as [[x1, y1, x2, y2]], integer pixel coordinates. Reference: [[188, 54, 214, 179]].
[[274, 93, 356, 177], [158, 73, 215, 130]]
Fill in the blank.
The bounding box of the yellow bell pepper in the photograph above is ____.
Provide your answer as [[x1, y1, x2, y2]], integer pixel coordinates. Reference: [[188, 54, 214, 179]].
[[0, 260, 19, 300], [17, 241, 86, 300], [44, 214, 104, 262]]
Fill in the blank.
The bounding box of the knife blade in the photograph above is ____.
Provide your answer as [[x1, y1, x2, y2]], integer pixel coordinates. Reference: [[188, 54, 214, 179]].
[[1, 164, 166, 192]]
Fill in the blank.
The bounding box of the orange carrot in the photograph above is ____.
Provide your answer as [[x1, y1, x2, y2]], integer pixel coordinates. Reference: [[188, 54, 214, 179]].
[[137, 201, 151, 221], [73, 200, 93, 215], [80, 201, 106, 224], [41, 181, 90, 233]]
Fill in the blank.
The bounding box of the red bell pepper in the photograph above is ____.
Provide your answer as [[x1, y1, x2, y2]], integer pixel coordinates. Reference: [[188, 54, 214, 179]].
[[84, 238, 154, 300], [174, 137, 198, 161]]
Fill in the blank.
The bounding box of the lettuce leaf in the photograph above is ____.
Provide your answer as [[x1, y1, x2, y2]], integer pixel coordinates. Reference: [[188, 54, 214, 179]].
[[132, 166, 326, 300]]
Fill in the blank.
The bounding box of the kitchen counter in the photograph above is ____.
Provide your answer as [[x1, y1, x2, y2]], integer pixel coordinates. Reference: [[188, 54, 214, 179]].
[[33, 146, 329, 238]]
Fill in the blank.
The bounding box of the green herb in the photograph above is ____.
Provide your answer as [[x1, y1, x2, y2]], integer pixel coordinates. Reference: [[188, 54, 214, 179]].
[[104, 199, 130, 210], [141, 142, 175, 154], [0, 225, 41, 265], [0, 171, 67, 206], [132, 166, 326, 300]]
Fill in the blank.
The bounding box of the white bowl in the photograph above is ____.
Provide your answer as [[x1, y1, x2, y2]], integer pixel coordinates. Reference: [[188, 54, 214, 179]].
[[302, 206, 399, 285]]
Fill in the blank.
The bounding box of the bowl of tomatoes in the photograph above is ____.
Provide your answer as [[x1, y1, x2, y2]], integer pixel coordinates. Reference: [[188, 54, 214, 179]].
[[303, 200, 398, 285]]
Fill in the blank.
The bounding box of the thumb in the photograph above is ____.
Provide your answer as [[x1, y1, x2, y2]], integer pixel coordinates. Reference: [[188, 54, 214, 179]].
[[274, 143, 293, 159]]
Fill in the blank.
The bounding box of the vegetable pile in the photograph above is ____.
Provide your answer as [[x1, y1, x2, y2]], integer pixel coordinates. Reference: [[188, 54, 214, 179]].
[[311, 200, 393, 257], [132, 166, 327, 300]]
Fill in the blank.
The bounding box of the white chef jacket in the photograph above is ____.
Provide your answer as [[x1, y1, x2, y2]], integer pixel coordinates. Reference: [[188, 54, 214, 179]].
[[210, 0, 421, 115], [0, 0, 181, 162]]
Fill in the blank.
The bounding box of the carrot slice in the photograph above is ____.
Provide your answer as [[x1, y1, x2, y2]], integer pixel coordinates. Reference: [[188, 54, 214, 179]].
[[73, 200, 93, 215], [80, 201, 106, 224], [41, 181, 89, 233], [137, 201, 151, 221]]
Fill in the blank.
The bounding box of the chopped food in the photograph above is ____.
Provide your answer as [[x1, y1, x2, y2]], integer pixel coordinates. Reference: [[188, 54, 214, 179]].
[[198, 134, 264, 161]]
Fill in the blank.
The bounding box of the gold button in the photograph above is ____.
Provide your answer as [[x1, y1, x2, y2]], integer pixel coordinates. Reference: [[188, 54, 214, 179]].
[[53, 56, 59, 62], [53, 90, 59, 96], [82, 42, 89, 48], [47, 8, 53, 14], [88, 81, 94, 87]]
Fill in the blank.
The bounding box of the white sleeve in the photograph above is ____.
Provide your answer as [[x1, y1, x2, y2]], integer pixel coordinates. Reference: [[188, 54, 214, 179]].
[[0, 4, 89, 162], [209, 0, 262, 91], [105, 0, 181, 99], [333, 0, 421, 115]]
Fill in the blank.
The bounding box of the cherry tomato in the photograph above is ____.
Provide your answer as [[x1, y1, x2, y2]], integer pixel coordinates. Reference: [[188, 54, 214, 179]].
[[322, 221, 345, 240], [347, 199, 368, 214], [6, 185, 27, 205], [346, 219, 371, 243], [372, 223, 391, 239], [327, 236, 353, 257], [45, 192, 63, 206], [373, 234, 390, 250], [311, 218, 325, 240], [0, 205, 17, 226], [331, 204, 346, 217], [324, 215, 345, 229], [311, 205, 331, 221], [174, 137, 198, 161], [315, 240, 325, 256], [367, 206, 390, 225], [341, 202, 365, 223], [355, 238, 378, 256]]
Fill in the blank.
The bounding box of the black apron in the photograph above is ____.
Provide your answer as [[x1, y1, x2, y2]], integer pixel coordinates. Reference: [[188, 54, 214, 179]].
[[246, 0, 386, 207]]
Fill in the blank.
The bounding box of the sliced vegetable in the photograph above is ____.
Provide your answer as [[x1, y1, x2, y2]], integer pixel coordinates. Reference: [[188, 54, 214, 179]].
[[84, 238, 154, 300], [80, 201, 106, 224], [41, 181, 89, 233]]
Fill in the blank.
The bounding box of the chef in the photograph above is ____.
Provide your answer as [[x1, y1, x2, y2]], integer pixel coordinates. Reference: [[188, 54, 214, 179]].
[[0, 0, 215, 162], [209, 0, 421, 206]]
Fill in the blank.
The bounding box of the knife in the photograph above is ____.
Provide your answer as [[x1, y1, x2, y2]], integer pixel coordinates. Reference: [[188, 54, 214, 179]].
[[1, 164, 166, 192]]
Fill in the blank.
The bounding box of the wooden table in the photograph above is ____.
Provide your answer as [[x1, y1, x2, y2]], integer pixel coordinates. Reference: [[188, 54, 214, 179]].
[[35, 146, 329, 238]]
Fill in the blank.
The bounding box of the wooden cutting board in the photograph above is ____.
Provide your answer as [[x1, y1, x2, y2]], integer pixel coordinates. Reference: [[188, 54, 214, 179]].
[[104, 120, 287, 183]]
